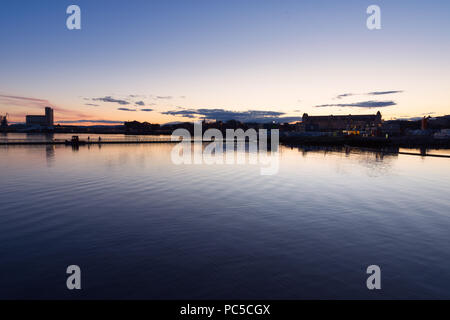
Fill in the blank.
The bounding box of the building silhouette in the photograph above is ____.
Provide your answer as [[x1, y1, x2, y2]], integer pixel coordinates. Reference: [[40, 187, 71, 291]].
[[26, 107, 54, 127], [302, 111, 382, 133], [0, 114, 7, 129]]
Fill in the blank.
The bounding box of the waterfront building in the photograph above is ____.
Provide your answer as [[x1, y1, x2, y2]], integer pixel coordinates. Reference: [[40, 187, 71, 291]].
[[26, 107, 54, 127], [301, 111, 382, 134]]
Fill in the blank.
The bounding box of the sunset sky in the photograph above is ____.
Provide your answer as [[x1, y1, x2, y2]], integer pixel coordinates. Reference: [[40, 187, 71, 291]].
[[1, 0, 449, 125]]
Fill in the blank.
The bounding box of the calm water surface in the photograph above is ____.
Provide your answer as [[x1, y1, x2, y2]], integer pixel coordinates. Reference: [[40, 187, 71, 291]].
[[0, 132, 171, 142], [0, 137, 449, 299]]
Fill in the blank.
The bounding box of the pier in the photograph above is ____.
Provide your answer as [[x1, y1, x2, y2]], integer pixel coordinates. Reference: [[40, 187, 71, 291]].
[[0, 139, 180, 146]]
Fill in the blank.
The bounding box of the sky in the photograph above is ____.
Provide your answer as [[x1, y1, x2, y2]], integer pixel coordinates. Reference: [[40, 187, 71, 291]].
[[0, 0, 449, 125]]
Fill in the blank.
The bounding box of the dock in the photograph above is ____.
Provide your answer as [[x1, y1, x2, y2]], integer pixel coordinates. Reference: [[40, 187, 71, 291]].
[[0, 140, 180, 146], [1, 136, 449, 158]]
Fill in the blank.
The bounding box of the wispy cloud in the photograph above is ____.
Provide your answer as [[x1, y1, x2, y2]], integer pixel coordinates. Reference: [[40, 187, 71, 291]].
[[56, 120, 124, 124], [135, 101, 145, 106], [315, 100, 396, 108], [156, 96, 173, 100], [334, 90, 403, 100], [117, 107, 137, 112], [141, 109, 153, 112], [367, 90, 403, 95], [162, 108, 301, 123], [93, 96, 130, 105], [0, 94, 50, 104], [335, 93, 355, 99], [0, 94, 88, 118], [85, 103, 100, 107]]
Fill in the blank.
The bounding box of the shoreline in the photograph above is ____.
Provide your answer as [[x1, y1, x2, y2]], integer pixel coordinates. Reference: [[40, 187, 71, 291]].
[[1, 136, 450, 148], [1, 138, 450, 158], [279, 135, 450, 149]]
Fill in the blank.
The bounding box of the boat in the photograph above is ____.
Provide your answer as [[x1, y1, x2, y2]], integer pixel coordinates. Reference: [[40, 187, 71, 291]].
[[65, 136, 86, 146]]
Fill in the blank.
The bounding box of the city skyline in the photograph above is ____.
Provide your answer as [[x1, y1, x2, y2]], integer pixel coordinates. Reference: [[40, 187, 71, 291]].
[[1, 0, 450, 125]]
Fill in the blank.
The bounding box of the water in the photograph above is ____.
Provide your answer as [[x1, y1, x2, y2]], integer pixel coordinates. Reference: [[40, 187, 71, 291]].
[[0, 133, 172, 143], [0, 136, 450, 299]]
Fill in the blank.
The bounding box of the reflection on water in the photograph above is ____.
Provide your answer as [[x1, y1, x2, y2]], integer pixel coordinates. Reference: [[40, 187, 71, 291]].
[[45, 145, 55, 167], [0, 143, 449, 299], [0, 132, 171, 142], [288, 145, 396, 177], [398, 147, 450, 157]]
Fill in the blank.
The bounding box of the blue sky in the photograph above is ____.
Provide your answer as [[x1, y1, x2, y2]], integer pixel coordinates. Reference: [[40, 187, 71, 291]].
[[1, 0, 449, 124]]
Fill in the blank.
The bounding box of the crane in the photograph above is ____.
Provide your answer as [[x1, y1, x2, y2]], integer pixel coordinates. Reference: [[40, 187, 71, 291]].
[[1, 113, 8, 128]]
